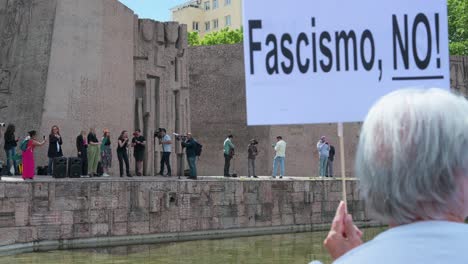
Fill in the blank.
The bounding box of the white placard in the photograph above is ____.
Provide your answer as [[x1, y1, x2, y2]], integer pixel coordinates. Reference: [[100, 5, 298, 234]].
[[243, 0, 450, 125]]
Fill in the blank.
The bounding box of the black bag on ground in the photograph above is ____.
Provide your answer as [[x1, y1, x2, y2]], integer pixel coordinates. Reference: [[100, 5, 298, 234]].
[[96, 161, 103, 176], [37, 166, 48, 176]]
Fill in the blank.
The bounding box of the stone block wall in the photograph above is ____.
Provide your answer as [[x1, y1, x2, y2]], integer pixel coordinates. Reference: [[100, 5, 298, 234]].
[[0, 179, 368, 247]]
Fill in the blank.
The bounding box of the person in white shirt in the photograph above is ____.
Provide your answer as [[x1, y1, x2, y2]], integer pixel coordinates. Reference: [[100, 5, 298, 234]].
[[158, 128, 172, 177], [316, 89, 468, 264], [272, 136, 286, 179]]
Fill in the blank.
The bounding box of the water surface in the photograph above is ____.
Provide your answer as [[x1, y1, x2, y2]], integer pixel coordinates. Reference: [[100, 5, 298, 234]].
[[0, 228, 384, 264]]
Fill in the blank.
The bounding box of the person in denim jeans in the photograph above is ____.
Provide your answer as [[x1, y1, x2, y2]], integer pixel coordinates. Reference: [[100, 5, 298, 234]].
[[272, 136, 287, 179], [181, 133, 197, 179], [3, 124, 19, 175]]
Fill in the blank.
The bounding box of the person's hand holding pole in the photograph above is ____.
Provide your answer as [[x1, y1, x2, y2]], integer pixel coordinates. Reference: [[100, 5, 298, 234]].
[[323, 201, 363, 260]]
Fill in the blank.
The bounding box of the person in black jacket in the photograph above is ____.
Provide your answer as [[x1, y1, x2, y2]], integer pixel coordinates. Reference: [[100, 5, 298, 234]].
[[76, 130, 88, 176], [3, 124, 19, 175], [117, 130, 132, 177], [47, 125, 63, 175], [326, 143, 335, 177], [181, 133, 197, 180]]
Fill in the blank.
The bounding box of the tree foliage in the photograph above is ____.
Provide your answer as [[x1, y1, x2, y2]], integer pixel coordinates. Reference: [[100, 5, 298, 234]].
[[448, 0, 468, 55], [188, 28, 243, 46]]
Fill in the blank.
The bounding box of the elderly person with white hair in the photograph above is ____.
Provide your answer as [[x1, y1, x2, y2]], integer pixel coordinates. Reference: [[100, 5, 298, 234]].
[[319, 88, 468, 263]]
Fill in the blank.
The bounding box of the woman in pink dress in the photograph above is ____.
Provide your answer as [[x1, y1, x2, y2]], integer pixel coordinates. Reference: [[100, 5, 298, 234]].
[[22, 130, 46, 180]]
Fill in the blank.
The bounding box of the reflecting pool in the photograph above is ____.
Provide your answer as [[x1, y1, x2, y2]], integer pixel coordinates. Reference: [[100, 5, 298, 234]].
[[0, 227, 384, 264]]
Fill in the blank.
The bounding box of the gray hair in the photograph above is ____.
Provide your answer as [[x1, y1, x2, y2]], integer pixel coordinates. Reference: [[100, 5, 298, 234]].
[[356, 88, 468, 224]]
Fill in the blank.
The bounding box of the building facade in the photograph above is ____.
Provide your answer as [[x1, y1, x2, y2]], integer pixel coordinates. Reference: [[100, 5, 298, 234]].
[[171, 0, 242, 37]]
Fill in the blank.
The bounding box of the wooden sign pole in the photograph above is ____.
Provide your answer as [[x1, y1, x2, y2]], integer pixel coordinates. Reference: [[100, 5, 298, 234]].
[[338, 123, 347, 204]]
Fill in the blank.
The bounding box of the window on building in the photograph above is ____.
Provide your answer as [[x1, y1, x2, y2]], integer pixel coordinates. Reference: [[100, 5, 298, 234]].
[[213, 19, 219, 29], [192, 22, 199, 31], [204, 1, 210, 10], [225, 0, 231, 6], [213, 0, 218, 9], [225, 15, 231, 26], [205, 21, 210, 31]]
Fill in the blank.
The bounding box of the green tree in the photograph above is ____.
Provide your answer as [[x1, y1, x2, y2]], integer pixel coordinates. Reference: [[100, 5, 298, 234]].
[[448, 0, 468, 55], [188, 27, 243, 46]]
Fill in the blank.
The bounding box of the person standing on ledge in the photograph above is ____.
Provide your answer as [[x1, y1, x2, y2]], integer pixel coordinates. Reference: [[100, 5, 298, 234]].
[[3, 124, 19, 176], [76, 130, 88, 176], [182, 133, 197, 180], [22, 130, 46, 180], [100, 129, 112, 177], [87, 128, 100, 177], [317, 136, 329, 177], [272, 136, 286, 179], [319, 89, 468, 264], [326, 142, 335, 177], [47, 125, 63, 176], [117, 130, 131, 178], [223, 134, 235, 177], [132, 129, 146, 176], [248, 139, 259, 178], [158, 128, 172, 177]]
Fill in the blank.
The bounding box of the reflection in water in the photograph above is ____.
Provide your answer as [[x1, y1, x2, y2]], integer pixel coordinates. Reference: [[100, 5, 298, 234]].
[[0, 228, 384, 264]]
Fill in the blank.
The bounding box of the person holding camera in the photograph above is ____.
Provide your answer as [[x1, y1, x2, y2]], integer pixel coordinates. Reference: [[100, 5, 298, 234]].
[[248, 139, 259, 178], [317, 136, 330, 177], [131, 129, 146, 176], [117, 130, 131, 177], [223, 135, 235, 177], [22, 130, 47, 180], [157, 128, 172, 177], [3, 124, 19, 175], [47, 125, 63, 176], [181, 133, 197, 180]]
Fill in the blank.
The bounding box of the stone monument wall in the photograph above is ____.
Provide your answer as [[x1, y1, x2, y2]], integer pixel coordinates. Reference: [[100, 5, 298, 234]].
[[0, 0, 190, 176], [0, 0, 58, 146], [0, 179, 368, 248], [189, 44, 468, 177]]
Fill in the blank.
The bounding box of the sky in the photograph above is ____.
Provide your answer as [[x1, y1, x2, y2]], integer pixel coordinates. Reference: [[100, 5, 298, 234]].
[[118, 0, 187, 21]]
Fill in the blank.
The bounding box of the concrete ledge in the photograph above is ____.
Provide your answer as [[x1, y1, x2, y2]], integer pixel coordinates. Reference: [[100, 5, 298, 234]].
[[0, 221, 382, 256]]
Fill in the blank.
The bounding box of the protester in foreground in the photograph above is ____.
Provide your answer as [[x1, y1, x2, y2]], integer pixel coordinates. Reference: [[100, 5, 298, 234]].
[[117, 130, 131, 177], [317, 136, 329, 177], [87, 128, 100, 177], [22, 130, 46, 180], [131, 129, 146, 176], [181, 133, 197, 180], [158, 128, 172, 177], [247, 139, 258, 178], [321, 89, 468, 264], [3, 124, 19, 175], [100, 129, 112, 177], [223, 135, 235, 177], [272, 136, 286, 179], [47, 125, 63, 175], [76, 130, 88, 176], [326, 143, 335, 177]]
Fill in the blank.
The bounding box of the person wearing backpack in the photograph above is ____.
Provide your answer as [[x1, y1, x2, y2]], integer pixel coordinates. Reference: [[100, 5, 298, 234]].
[[22, 130, 46, 180], [181, 133, 198, 180]]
